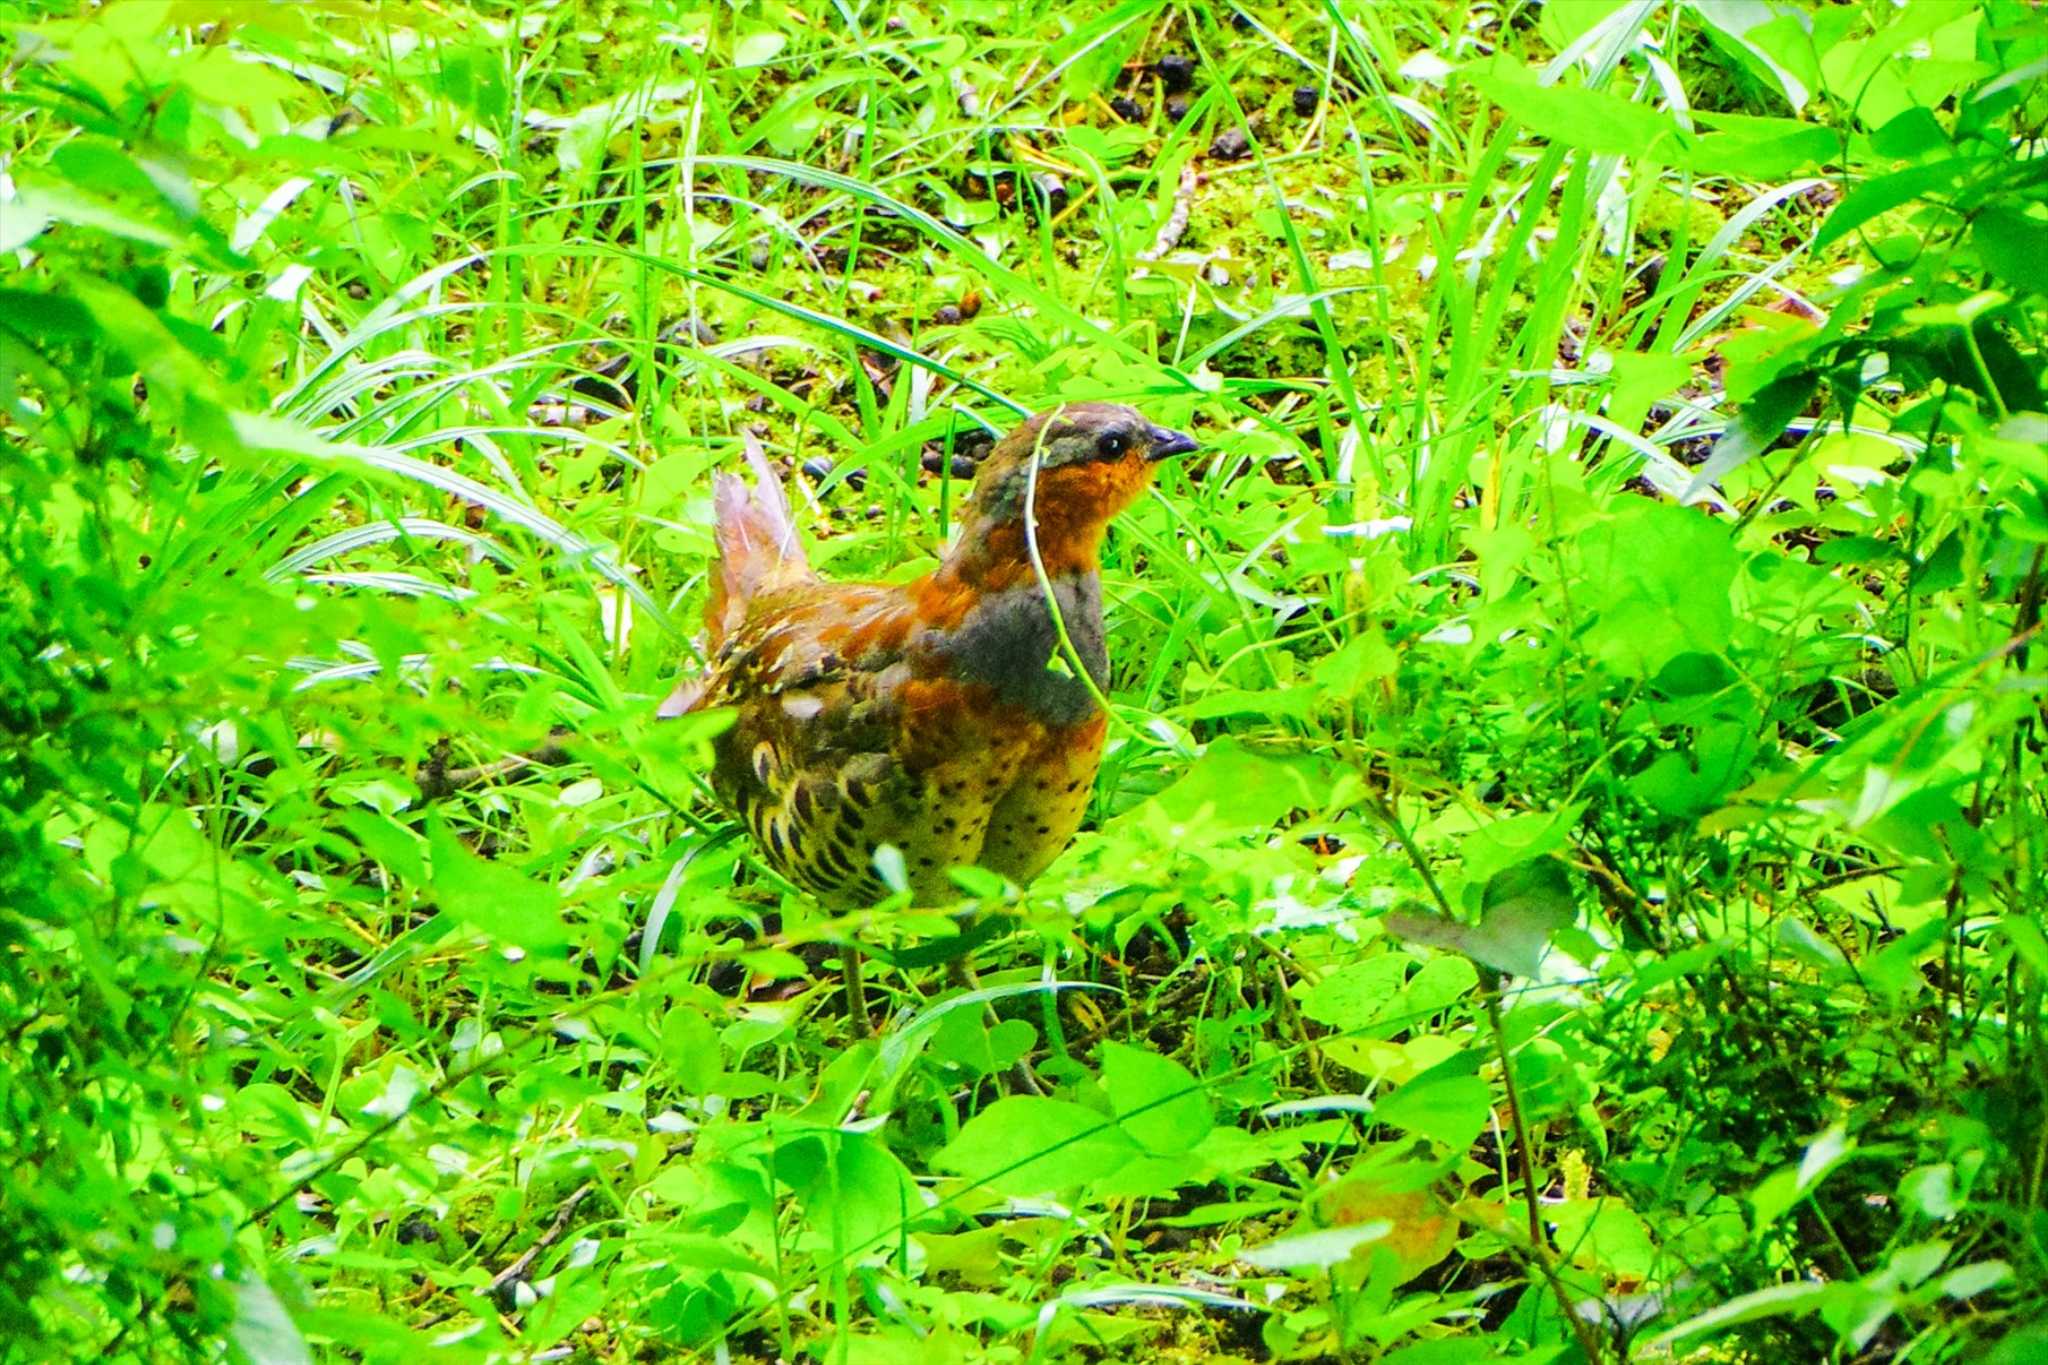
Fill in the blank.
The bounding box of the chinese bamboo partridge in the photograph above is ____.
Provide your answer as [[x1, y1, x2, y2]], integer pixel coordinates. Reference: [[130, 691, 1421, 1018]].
[[660, 403, 1196, 907]]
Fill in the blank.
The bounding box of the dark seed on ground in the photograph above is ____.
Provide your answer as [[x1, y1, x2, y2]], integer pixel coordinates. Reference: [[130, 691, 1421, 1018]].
[[1209, 128, 1250, 160], [802, 457, 833, 480], [932, 304, 962, 326], [1165, 94, 1190, 122], [1110, 96, 1143, 122], [1293, 85, 1319, 117], [921, 449, 979, 478], [1155, 54, 1195, 92]]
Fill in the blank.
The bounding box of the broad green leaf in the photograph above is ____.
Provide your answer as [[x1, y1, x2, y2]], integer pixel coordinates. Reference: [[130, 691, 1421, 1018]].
[[1577, 501, 1740, 677], [1814, 158, 1975, 250], [229, 1272, 312, 1365], [660, 1006, 722, 1094], [1385, 889, 1573, 979], [1138, 737, 1343, 832], [1645, 1280, 1831, 1351], [936, 1098, 1142, 1196], [1631, 722, 1756, 820], [929, 1008, 1034, 1078], [0, 288, 96, 339], [1462, 811, 1583, 888], [1898, 1164, 1958, 1220], [1687, 1, 1817, 110], [1464, 59, 1692, 160], [1100, 1042, 1212, 1155], [1685, 113, 1834, 177], [335, 810, 427, 884], [1179, 686, 1320, 722], [778, 1132, 920, 1258], [1605, 349, 1696, 436], [1681, 366, 1818, 503], [1752, 1123, 1855, 1229], [178, 47, 304, 110], [1979, 1325, 2048, 1365], [426, 816, 571, 952], [1391, 957, 1480, 1023], [1551, 1198, 1659, 1280], [1971, 203, 2048, 296], [1870, 106, 1949, 158], [1372, 1073, 1491, 1151], [1994, 915, 2048, 980], [10, 182, 184, 249], [1241, 1222, 1393, 1270], [733, 30, 787, 67], [1937, 1260, 2011, 1299], [67, 273, 224, 407], [1297, 956, 1411, 1034], [1311, 632, 1400, 701]]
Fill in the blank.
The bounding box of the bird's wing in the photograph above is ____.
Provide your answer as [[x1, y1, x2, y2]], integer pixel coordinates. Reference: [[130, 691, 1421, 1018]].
[[688, 584, 930, 900]]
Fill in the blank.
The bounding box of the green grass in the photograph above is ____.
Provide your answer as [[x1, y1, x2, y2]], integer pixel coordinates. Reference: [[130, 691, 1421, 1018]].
[[3, 0, 2046, 1361]]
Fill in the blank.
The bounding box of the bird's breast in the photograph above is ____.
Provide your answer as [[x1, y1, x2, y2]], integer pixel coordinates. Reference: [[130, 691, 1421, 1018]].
[[918, 573, 1106, 726]]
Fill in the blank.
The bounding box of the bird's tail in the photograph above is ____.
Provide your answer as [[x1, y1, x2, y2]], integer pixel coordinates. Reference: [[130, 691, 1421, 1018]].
[[707, 435, 811, 641], [658, 437, 813, 719]]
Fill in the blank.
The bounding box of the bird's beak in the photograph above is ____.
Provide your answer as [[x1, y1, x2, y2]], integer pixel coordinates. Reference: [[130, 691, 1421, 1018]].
[[1146, 425, 1198, 461]]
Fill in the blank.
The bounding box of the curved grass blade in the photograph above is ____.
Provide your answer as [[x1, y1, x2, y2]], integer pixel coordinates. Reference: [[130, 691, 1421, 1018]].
[[230, 411, 680, 639]]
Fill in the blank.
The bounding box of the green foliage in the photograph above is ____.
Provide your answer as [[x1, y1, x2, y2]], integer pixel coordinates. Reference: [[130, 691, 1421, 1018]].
[[2, 0, 2045, 1360]]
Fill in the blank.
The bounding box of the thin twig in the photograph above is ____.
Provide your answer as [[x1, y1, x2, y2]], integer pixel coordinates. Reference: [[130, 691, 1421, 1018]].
[[1368, 798, 1605, 1361], [1485, 979, 1607, 1364], [1137, 165, 1196, 261], [417, 729, 575, 798], [486, 1182, 595, 1300], [416, 1181, 599, 1329]]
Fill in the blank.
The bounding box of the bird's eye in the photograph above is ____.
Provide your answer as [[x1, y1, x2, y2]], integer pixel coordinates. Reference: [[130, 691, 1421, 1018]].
[[1096, 431, 1128, 458]]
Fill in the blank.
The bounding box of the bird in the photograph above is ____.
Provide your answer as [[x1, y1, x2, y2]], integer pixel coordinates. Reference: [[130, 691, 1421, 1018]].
[[660, 403, 1197, 921]]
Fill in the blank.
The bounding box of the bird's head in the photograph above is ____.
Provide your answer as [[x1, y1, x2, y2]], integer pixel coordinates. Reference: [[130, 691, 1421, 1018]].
[[961, 403, 1197, 557]]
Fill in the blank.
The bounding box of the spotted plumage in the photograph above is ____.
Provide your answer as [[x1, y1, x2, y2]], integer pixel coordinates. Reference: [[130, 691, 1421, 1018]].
[[661, 403, 1196, 907]]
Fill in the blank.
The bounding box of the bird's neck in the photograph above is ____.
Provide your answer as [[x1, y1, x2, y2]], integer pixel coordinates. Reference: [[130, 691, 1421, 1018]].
[[934, 508, 1105, 592]]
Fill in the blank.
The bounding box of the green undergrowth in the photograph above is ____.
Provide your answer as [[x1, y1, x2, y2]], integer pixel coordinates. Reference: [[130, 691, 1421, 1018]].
[[3, 0, 2046, 1361]]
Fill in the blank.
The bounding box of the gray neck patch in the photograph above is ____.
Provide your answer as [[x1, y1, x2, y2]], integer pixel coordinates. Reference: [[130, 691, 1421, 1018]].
[[921, 573, 1107, 726]]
